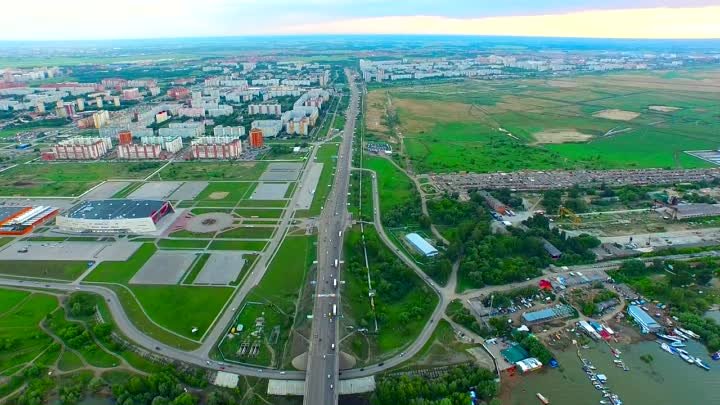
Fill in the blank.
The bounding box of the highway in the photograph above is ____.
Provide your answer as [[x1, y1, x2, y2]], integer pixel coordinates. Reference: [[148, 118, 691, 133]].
[[303, 68, 359, 405]]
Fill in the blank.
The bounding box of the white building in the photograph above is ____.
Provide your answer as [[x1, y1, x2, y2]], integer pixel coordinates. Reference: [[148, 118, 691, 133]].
[[404, 233, 439, 257], [213, 126, 245, 137]]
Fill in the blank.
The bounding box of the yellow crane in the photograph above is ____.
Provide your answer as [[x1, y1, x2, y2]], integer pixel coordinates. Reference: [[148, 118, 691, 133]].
[[558, 206, 582, 224]]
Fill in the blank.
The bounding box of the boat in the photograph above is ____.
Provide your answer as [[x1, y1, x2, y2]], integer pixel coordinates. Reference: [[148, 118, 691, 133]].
[[679, 352, 695, 364], [600, 401, 609, 405], [613, 359, 623, 364], [676, 348, 689, 356], [536, 393, 550, 404], [678, 327, 700, 339], [695, 358, 711, 371], [712, 352, 720, 361], [660, 342, 675, 354], [670, 341, 686, 348], [673, 328, 690, 340], [657, 333, 682, 343]]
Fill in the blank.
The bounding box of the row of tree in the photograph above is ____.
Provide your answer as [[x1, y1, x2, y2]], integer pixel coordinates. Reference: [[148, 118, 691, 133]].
[[372, 365, 499, 405]]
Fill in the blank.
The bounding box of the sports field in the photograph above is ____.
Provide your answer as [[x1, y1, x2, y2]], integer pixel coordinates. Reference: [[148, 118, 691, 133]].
[[366, 69, 720, 173]]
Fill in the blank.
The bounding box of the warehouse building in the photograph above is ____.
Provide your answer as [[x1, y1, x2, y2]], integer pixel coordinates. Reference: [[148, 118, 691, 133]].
[[628, 305, 661, 333], [664, 203, 720, 220], [56, 199, 174, 234], [404, 233, 439, 257], [521, 305, 575, 324], [0, 206, 59, 235]]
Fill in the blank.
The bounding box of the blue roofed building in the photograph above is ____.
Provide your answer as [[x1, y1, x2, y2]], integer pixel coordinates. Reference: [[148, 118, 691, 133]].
[[627, 305, 661, 333], [404, 233, 439, 257]]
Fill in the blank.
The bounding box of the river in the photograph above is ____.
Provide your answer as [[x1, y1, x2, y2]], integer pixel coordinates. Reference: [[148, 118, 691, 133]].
[[506, 339, 719, 405]]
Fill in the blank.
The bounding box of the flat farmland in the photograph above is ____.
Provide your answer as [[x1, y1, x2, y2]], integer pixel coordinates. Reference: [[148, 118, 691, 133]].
[[0, 162, 163, 196], [366, 69, 720, 173]]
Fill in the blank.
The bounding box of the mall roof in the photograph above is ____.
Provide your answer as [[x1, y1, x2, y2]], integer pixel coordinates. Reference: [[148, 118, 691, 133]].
[[64, 200, 167, 220]]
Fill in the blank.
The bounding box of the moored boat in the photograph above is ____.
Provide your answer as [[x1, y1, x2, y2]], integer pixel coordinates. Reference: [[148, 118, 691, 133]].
[[670, 341, 686, 348], [657, 333, 682, 343], [659, 342, 675, 354], [536, 393, 550, 404], [695, 358, 711, 370], [679, 352, 695, 364]]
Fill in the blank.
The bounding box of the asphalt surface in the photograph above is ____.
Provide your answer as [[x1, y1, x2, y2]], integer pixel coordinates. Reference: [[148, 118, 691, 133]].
[[303, 69, 359, 405]]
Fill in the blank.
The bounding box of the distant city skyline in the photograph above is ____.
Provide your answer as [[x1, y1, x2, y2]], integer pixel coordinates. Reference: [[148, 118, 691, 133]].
[[1, 1, 719, 40]]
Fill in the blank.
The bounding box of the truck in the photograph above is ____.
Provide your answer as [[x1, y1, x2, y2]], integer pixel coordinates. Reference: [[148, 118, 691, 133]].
[[334, 259, 339, 268], [333, 278, 338, 289], [332, 304, 337, 317]]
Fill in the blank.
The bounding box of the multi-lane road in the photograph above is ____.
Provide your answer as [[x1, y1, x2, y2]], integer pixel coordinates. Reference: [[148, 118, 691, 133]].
[[303, 68, 360, 405]]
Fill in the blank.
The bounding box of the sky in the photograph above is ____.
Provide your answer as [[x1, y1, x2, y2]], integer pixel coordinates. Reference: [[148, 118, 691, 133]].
[[1, 0, 719, 40]]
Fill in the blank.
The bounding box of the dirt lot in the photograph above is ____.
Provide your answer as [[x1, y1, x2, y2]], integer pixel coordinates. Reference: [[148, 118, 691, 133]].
[[592, 109, 641, 121], [366, 90, 390, 135], [208, 191, 229, 200], [533, 129, 593, 144]]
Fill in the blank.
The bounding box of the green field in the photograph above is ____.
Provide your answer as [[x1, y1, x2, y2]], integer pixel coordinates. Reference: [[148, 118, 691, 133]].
[[0, 290, 57, 376], [0, 260, 90, 281], [207, 240, 268, 251], [0, 162, 163, 196], [237, 199, 288, 208], [217, 226, 275, 239], [152, 161, 268, 181], [365, 156, 419, 225], [130, 285, 233, 339], [366, 70, 720, 173], [234, 208, 284, 218], [45, 308, 121, 368], [157, 239, 210, 249], [248, 236, 316, 314]]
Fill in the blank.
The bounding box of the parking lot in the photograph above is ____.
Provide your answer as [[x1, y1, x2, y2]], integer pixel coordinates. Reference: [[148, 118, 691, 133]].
[[128, 181, 184, 200], [250, 183, 290, 200], [129, 251, 197, 285], [0, 240, 142, 262], [259, 162, 302, 181], [194, 253, 245, 285]]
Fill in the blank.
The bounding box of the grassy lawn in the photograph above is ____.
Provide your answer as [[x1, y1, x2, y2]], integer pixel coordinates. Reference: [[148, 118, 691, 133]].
[[84, 243, 156, 283], [131, 285, 233, 339], [190, 208, 234, 215], [247, 236, 316, 314], [365, 156, 419, 225], [307, 143, 340, 216], [182, 253, 210, 284], [0, 290, 57, 376], [0, 238, 14, 248], [216, 226, 275, 239], [103, 285, 200, 350], [168, 229, 216, 238], [0, 162, 162, 196], [157, 239, 210, 249], [367, 72, 719, 173], [57, 350, 84, 371], [0, 260, 90, 281], [152, 161, 268, 181], [237, 200, 287, 208], [234, 208, 284, 218], [208, 240, 268, 251]]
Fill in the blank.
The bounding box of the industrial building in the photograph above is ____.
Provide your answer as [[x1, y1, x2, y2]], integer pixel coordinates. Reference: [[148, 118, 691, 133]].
[[542, 239, 562, 259], [521, 305, 574, 324], [56, 199, 174, 234], [191, 137, 241, 160], [515, 358, 543, 373], [627, 305, 661, 333], [404, 233, 439, 257], [0, 206, 59, 235], [43, 136, 112, 160], [248, 128, 264, 148], [663, 203, 720, 220]]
